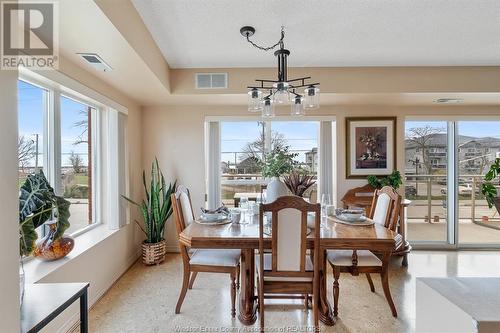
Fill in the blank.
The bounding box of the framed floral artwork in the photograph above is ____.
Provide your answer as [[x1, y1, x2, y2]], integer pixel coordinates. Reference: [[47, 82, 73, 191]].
[[346, 117, 396, 178]]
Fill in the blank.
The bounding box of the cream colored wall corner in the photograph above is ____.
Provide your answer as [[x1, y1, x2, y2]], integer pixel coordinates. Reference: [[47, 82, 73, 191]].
[[141, 104, 500, 251], [0, 69, 21, 332]]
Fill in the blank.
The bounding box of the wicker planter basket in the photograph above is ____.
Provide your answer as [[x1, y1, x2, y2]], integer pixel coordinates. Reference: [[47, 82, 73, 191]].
[[141, 239, 167, 265]]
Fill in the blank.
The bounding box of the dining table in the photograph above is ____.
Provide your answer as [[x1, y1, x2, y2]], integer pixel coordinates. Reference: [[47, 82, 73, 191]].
[[179, 214, 403, 326]]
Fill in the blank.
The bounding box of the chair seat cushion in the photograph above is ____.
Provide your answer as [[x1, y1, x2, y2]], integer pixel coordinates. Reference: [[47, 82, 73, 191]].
[[189, 249, 241, 267], [255, 253, 313, 282], [327, 250, 382, 267]]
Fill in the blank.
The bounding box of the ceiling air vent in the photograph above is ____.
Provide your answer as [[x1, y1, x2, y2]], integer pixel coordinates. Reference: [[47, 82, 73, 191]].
[[77, 53, 113, 72], [195, 73, 228, 89], [434, 98, 463, 104]]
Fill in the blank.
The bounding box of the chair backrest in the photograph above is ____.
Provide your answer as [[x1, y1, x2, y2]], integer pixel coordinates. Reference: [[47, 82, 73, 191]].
[[259, 196, 320, 276], [369, 186, 402, 231], [171, 185, 195, 261]]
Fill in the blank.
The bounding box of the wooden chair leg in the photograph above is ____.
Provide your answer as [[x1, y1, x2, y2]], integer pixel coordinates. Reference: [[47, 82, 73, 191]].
[[366, 273, 375, 292], [188, 272, 198, 289], [230, 273, 236, 318], [332, 266, 340, 317], [304, 294, 309, 310], [175, 268, 190, 314], [313, 285, 319, 329], [380, 270, 398, 317], [258, 277, 264, 331], [236, 263, 240, 289]]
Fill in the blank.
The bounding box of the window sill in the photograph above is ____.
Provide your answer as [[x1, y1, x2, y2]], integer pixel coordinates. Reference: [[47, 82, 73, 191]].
[[23, 224, 119, 284]]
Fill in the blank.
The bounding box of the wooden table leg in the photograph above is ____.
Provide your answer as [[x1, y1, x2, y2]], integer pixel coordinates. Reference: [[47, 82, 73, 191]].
[[381, 252, 398, 318], [80, 289, 88, 333], [318, 249, 336, 326], [238, 248, 257, 325]]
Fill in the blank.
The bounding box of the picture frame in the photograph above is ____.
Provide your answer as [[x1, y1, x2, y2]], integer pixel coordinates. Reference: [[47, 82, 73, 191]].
[[346, 117, 397, 179]]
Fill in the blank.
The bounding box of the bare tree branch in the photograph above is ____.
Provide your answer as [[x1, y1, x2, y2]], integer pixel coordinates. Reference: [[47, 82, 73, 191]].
[[18, 135, 36, 171], [406, 125, 445, 174]]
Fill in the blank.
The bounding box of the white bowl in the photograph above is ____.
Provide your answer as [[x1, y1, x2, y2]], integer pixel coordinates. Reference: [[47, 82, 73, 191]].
[[201, 212, 227, 222], [340, 209, 364, 221]]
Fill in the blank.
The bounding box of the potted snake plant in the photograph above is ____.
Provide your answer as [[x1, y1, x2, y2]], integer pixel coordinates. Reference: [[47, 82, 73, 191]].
[[123, 158, 176, 265]]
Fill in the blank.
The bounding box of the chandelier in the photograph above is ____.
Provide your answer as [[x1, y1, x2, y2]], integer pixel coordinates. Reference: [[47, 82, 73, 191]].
[[240, 26, 320, 117]]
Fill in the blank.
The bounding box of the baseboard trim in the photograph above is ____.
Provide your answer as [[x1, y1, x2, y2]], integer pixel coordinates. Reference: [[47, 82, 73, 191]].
[[58, 249, 141, 333], [166, 245, 180, 253]]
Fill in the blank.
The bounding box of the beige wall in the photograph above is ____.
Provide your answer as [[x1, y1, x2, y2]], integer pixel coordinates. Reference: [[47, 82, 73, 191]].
[[142, 104, 500, 250], [0, 69, 20, 332]]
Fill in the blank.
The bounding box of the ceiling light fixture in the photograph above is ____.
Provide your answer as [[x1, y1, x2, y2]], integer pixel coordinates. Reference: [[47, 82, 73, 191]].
[[240, 26, 320, 117]]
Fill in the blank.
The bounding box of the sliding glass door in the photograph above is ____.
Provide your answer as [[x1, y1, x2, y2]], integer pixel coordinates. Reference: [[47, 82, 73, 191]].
[[405, 121, 449, 244], [405, 118, 500, 248], [457, 121, 500, 245]]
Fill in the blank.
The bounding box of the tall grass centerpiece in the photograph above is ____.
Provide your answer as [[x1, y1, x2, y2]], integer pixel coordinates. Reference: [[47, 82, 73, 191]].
[[123, 158, 176, 265]]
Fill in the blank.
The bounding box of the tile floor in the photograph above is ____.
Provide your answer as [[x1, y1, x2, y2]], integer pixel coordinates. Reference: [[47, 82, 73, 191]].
[[87, 251, 500, 333]]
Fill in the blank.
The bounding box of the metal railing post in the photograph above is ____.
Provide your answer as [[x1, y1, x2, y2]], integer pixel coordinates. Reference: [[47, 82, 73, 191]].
[[471, 176, 476, 222], [428, 176, 432, 222]]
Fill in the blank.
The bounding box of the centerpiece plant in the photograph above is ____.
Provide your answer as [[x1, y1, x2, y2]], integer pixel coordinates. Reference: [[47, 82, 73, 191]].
[[481, 157, 500, 214], [283, 170, 316, 198], [260, 146, 298, 203], [123, 158, 176, 265], [261, 146, 298, 178]]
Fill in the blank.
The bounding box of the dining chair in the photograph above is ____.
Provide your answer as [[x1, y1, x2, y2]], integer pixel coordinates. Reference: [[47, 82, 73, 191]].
[[327, 185, 401, 318], [257, 196, 321, 330], [171, 185, 241, 317]]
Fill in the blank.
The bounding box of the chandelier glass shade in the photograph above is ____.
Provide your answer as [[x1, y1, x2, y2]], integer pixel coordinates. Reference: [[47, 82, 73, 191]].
[[247, 88, 263, 112], [262, 97, 275, 118], [241, 26, 320, 117]]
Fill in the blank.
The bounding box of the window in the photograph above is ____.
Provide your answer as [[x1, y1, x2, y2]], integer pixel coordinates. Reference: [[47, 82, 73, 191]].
[[18, 80, 48, 237], [60, 96, 96, 234], [18, 77, 101, 236], [217, 120, 323, 207]]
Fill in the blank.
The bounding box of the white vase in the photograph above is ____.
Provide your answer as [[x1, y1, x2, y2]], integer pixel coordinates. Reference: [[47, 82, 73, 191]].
[[266, 177, 288, 203]]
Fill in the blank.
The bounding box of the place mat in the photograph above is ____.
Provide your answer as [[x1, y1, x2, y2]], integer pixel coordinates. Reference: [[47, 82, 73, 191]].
[[327, 215, 375, 226], [194, 218, 232, 226]]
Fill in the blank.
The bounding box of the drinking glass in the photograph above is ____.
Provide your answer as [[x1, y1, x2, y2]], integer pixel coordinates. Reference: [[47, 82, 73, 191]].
[[239, 197, 249, 224], [321, 194, 331, 217]]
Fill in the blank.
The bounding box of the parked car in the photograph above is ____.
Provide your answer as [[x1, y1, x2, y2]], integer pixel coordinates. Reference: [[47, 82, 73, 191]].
[[440, 184, 480, 195], [405, 185, 417, 197]]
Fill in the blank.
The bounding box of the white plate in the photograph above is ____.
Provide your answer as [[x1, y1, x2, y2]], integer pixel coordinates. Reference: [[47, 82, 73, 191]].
[[194, 217, 232, 226]]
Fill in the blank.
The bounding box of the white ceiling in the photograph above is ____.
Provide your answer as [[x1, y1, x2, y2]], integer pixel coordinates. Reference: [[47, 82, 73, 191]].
[[132, 0, 500, 68]]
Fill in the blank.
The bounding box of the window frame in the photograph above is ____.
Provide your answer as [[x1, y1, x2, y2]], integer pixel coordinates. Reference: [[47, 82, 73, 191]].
[[205, 115, 336, 208], [18, 75, 103, 237], [405, 115, 500, 250]]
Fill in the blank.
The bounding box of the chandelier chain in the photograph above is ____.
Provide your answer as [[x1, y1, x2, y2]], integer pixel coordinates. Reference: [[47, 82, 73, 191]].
[[245, 26, 285, 51]]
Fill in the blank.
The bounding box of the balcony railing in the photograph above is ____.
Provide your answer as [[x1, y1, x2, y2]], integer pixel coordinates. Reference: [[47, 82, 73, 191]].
[[404, 174, 499, 224]]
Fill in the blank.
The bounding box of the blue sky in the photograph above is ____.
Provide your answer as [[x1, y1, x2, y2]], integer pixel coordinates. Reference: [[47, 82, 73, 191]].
[[406, 120, 500, 138], [221, 121, 319, 163], [18, 80, 90, 168]]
